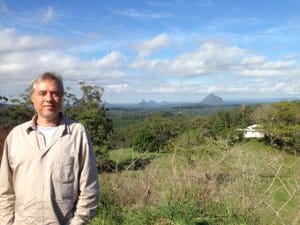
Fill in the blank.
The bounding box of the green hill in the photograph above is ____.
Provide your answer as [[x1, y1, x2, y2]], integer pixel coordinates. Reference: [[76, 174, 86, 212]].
[[89, 139, 300, 225]]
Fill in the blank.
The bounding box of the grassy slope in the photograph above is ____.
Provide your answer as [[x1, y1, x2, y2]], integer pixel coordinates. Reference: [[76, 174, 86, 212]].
[[89, 140, 300, 225]]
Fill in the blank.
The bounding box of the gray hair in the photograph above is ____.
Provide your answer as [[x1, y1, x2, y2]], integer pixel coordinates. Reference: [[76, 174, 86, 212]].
[[28, 72, 64, 98]]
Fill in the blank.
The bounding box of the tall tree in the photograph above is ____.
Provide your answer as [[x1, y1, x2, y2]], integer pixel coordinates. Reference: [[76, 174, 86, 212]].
[[64, 82, 113, 165]]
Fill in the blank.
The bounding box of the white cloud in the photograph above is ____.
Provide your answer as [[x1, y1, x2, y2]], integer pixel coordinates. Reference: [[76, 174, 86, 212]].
[[0, 28, 57, 53], [1, 1, 300, 103], [0, 29, 128, 96], [167, 42, 246, 76], [0, 26, 299, 102], [105, 83, 129, 93], [94, 51, 126, 69], [131, 41, 299, 80], [241, 56, 266, 65], [131, 41, 247, 76], [134, 33, 171, 58], [0, 48, 129, 97], [240, 56, 296, 76]]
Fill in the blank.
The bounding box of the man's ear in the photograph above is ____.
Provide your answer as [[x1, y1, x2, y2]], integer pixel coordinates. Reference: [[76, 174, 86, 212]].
[[29, 95, 35, 105]]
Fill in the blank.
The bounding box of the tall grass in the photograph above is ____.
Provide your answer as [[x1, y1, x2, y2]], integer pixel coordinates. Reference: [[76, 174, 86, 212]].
[[89, 139, 300, 225]]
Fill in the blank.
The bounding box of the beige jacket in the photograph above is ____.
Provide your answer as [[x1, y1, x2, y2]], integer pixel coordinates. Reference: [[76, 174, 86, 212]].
[[0, 115, 99, 225]]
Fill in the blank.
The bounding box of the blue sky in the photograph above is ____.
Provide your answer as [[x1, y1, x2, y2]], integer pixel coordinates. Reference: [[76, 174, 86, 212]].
[[0, 0, 300, 103]]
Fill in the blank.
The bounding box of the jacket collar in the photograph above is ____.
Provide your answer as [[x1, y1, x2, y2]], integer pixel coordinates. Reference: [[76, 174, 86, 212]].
[[26, 112, 72, 135]]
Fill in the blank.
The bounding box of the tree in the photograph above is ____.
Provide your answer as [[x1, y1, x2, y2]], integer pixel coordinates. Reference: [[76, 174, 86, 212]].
[[131, 112, 186, 152], [64, 82, 113, 167], [1, 83, 113, 170], [251, 101, 300, 153], [0, 95, 8, 105], [0, 91, 33, 129], [131, 129, 159, 152]]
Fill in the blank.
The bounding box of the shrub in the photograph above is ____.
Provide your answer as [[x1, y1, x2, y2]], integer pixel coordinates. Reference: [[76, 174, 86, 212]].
[[131, 129, 160, 152]]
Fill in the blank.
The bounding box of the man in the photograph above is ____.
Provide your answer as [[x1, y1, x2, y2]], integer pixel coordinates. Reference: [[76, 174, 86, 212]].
[[0, 72, 99, 225]]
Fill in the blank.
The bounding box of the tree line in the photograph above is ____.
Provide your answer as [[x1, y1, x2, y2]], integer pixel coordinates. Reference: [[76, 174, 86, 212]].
[[1, 84, 300, 171]]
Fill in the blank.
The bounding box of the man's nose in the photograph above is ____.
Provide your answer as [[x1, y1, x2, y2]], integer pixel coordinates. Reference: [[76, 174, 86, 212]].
[[45, 92, 54, 101]]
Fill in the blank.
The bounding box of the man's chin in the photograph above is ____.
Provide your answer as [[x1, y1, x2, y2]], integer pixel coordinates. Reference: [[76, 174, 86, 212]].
[[41, 112, 60, 120]]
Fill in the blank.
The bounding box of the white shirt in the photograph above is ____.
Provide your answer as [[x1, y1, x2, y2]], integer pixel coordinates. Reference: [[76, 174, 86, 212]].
[[37, 125, 58, 148]]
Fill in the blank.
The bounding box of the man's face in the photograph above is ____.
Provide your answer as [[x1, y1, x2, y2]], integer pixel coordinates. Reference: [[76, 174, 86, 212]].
[[31, 79, 62, 123]]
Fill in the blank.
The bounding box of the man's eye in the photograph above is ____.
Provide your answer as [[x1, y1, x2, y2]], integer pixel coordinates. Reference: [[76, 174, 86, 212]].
[[38, 91, 47, 96], [52, 92, 60, 97]]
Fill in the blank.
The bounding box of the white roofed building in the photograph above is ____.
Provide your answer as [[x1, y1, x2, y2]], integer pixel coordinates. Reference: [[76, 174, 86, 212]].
[[244, 124, 265, 139]]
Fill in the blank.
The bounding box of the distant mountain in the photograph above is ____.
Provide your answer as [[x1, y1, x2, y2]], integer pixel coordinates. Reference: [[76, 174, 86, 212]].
[[201, 93, 224, 105], [137, 99, 159, 108], [104, 99, 175, 109], [103, 95, 292, 110]]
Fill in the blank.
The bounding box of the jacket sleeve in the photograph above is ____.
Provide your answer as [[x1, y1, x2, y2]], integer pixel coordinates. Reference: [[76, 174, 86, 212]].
[[69, 128, 99, 225], [0, 139, 15, 225]]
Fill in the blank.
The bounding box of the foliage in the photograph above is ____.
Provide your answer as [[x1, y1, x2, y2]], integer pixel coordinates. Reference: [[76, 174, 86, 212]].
[[64, 82, 113, 167], [0, 127, 9, 153], [255, 101, 300, 152], [0, 82, 113, 169], [186, 105, 254, 142], [130, 112, 187, 152], [108, 100, 300, 154], [0, 92, 33, 129], [90, 186, 262, 225], [89, 100, 300, 224], [227, 128, 244, 146], [0, 95, 8, 104], [131, 129, 160, 152], [1, 90, 300, 224], [89, 140, 292, 225]]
